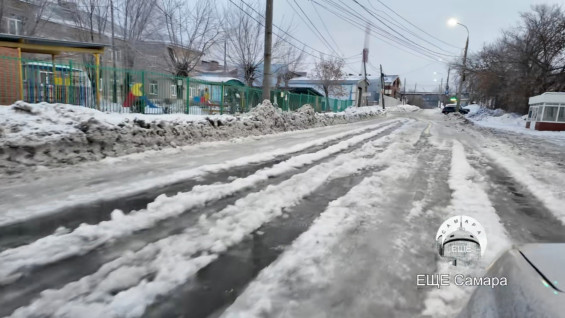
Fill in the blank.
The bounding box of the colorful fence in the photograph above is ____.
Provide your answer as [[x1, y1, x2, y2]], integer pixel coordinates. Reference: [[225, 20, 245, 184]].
[[0, 56, 352, 115]]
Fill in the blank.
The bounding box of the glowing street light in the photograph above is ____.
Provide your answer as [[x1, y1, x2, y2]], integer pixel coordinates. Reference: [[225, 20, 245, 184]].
[[448, 17, 469, 112]]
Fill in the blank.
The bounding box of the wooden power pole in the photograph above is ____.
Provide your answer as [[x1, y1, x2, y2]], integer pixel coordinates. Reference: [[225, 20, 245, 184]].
[[262, 0, 273, 101]]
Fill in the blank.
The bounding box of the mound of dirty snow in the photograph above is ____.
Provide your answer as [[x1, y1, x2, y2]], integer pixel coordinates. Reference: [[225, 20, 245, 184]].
[[0, 101, 384, 174]]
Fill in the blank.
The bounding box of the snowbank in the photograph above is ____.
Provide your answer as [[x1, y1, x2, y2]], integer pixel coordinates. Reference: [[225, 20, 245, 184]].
[[0, 101, 385, 174], [385, 104, 420, 112], [463, 104, 481, 115], [467, 106, 517, 122], [467, 105, 565, 142]]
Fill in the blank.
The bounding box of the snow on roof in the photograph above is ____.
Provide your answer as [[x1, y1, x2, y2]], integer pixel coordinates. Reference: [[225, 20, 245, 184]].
[[529, 92, 565, 105], [289, 75, 380, 85], [192, 76, 245, 85], [289, 74, 399, 85], [383, 75, 399, 84]]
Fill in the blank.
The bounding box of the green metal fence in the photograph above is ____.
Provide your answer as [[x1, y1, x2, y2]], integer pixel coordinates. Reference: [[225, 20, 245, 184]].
[[0, 55, 352, 115]]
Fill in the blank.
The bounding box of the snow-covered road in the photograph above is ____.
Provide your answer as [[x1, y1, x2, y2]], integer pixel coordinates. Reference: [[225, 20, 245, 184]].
[[1, 109, 565, 318]]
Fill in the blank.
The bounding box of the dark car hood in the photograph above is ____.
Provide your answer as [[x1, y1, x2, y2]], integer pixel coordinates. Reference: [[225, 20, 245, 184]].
[[520, 243, 565, 292]]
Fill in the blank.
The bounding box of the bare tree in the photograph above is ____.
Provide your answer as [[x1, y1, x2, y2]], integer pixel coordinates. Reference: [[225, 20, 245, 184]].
[[275, 43, 305, 88], [311, 55, 346, 103], [115, 0, 158, 68], [224, 1, 287, 86], [465, 4, 565, 113], [21, 0, 53, 36], [158, 0, 220, 76], [69, 0, 109, 43]]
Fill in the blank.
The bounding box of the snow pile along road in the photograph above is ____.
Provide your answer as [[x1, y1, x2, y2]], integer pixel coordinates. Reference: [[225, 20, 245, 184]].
[[0, 101, 384, 174], [467, 105, 565, 141], [385, 104, 420, 112], [468, 106, 524, 125]]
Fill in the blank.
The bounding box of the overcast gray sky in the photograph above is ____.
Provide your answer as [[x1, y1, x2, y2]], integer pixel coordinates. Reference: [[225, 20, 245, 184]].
[[218, 0, 560, 91]]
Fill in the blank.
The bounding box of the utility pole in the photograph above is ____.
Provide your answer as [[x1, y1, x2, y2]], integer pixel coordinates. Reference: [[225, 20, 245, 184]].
[[455, 24, 469, 112], [445, 66, 450, 95], [262, 0, 273, 101], [439, 77, 443, 107], [361, 24, 370, 107], [403, 77, 406, 94], [414, 83, 417, 92], [223, 38, 227, 74], [380, 64, 385, 110], [403, 77, 406, 104], [110, 0, 117, 103]]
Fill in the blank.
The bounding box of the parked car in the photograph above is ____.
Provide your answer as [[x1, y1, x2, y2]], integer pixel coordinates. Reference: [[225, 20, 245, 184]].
[[442, 104, 470, 114]]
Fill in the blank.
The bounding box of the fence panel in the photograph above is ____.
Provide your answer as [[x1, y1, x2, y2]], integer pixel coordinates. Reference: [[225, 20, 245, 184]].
[[0, 55, 353, 114]]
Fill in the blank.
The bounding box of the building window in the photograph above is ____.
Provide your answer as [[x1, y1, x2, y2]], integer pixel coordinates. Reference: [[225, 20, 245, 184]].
[[557, 107, 565, 123], [170, 84, 177, 97], [542, 106, 559, 122], [149, 82, 158, 95], [530, 106, 538, 121], [107, 48, 122, 62], [5, 17, 23, 35], [114, 49, 121, 61]]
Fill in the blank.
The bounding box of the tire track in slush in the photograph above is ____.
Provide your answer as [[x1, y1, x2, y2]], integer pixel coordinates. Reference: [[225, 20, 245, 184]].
[[144, 122, 445, 318], [213, 122, 452, 318], [7, 122, 407, 318], [0, 122, 404, 318], [0, 123, 392, 252], [466, 152, 565, 244]]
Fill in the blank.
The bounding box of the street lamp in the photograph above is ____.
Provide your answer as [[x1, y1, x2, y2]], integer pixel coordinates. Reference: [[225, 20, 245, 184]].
[[448, 18, 469, 112]]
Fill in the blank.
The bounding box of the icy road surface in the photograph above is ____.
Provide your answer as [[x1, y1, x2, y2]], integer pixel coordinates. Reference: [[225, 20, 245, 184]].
[[1, 109, 565, 317]]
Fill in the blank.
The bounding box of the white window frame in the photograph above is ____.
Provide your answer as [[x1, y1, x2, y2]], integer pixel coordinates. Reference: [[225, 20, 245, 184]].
[[5, 17, 23, 35], [149, 83, 158, 96], [530, 106, 539, 121], [557, 106, 565, 123], [114, 49, 121, 62], [170, 84, 177, 97], [537, 105, 544, 122]]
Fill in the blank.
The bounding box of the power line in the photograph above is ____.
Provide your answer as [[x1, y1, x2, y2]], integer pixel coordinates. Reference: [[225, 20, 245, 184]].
[[323, 0, 455, 60], [234, 0, 353, 61], [315, 0, 443, 60], [309, 0, 344, 56], [361, 0, 458, 54], [227, 0, 319, 60], [372, 0, 461, 50], [353, 0, 456, 58], [310, 0, 450, 64], [287, 0, 341, 57]]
